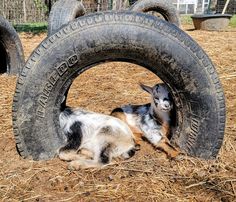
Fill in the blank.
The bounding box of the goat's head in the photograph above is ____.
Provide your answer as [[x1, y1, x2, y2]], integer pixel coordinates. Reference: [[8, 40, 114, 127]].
[[140, 83, 173, 112]]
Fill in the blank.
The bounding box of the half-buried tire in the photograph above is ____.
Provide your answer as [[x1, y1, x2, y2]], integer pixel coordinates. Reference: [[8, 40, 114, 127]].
[[0, 16, 25, 74], [129, 0, 180, 27], [48, 0, 86, 36], [13, 11, 225, 160]]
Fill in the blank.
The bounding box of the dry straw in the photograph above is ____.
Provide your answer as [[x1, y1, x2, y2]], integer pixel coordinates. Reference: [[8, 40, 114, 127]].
[[0, 25, 235, 201]]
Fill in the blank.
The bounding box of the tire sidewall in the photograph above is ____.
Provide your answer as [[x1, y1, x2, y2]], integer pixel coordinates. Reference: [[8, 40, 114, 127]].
[[0, 16, 25, 74]]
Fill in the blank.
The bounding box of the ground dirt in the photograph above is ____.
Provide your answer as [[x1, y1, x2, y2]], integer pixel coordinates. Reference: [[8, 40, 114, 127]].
[[0, 24, 236, 201]]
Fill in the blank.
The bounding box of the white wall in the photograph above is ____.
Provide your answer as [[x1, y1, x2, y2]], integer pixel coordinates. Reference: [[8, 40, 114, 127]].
[[172, 0, 210, 14]]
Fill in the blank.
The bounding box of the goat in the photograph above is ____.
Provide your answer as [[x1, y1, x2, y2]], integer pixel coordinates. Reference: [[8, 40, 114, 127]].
[[58, 107, 136, 169], [111, 83, 179, 158]]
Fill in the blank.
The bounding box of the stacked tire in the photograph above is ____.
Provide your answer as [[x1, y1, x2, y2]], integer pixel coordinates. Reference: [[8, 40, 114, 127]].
[[47, 0, 180, 36], [129, 0, 180, 27], [48, 0, 86, 36], [0, 16, 25, 75]]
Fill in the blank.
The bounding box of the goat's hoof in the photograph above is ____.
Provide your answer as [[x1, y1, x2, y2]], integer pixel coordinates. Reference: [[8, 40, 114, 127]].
[[167, 150, 180, 160], [68, 162, 81, 171], [135, 144, 141, 151]]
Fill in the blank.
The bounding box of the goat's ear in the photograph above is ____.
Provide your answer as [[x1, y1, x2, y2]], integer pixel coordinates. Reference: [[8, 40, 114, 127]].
[[140, 83, 153, 94]]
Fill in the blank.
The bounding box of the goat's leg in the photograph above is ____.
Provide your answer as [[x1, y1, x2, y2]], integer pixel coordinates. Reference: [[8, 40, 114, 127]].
[[160, 122, 170, 138], [143, 132, 162, 146], [69, 159, 103, 170], [58, 149, 79, 161], [159, 123, 180, 158], [155, 137, 180, 158], [58, 148, 94, 162], [68, 150, 103, 170], [62, 149, 102, 170], [78, 148, 94, 159], [69, 143, 111, 170], [143, 131, 179, 158], [132, 132, 143, 148]]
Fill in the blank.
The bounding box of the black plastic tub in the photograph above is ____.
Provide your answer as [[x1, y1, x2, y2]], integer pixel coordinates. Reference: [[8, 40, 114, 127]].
[[191, 14, 232, 31]]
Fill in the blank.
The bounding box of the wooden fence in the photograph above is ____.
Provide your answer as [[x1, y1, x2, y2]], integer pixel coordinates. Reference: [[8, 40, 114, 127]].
[[1, 0, 234, 24], [0, 0, 51, 23], [0, 0, 110, 24]]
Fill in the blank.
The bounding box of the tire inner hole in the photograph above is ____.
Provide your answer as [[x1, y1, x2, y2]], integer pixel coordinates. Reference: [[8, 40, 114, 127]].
[[63, 62, 177, 141], [0, 41, 8, 74]]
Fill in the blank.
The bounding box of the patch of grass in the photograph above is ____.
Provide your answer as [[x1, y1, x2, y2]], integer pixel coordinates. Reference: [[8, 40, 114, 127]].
[[229, 15, 236, 27], [180, 15, 193, 25], [14, 22, 47, 33]]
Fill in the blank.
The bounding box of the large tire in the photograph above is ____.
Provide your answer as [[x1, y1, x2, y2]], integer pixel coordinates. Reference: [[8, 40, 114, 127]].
[[13, 11, 225, 160], [0, 16, 25, 74], [48, 0, 86, 36], [129, 0, 180, 27]]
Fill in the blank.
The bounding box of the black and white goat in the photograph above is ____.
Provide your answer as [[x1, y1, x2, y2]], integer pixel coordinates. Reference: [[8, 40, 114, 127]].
[[58, 107, 136, 169], [111, 83, 179, 158]]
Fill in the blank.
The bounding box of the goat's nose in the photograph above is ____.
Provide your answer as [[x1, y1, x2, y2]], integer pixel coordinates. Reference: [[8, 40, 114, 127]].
[[164, 102, 170, 108]]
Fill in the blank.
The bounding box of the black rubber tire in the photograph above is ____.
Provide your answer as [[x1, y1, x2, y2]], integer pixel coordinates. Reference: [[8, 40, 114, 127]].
[[48, 0, 86, 36], [129, 0, 180, 27], [0, 16, 25, 74], [13, 11, 225, 160]]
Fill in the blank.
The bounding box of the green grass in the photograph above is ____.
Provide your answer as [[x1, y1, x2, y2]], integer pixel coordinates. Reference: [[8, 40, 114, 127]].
[[14, 22, 47, 33], [229, 15, 236, 27], [180, 15, 193, 25]]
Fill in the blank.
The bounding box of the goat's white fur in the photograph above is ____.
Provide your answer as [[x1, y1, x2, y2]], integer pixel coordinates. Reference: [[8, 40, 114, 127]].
[[111, 83, 179, 158], [59, 108, 136, 169]]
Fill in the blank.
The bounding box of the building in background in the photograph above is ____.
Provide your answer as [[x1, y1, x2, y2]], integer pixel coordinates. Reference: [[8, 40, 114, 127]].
[[172, 0, 236, 14], [172, 0, 210, 14]]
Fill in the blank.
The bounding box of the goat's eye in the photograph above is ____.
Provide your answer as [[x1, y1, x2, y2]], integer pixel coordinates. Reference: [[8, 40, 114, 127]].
[[155, 98, 159, 101]]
